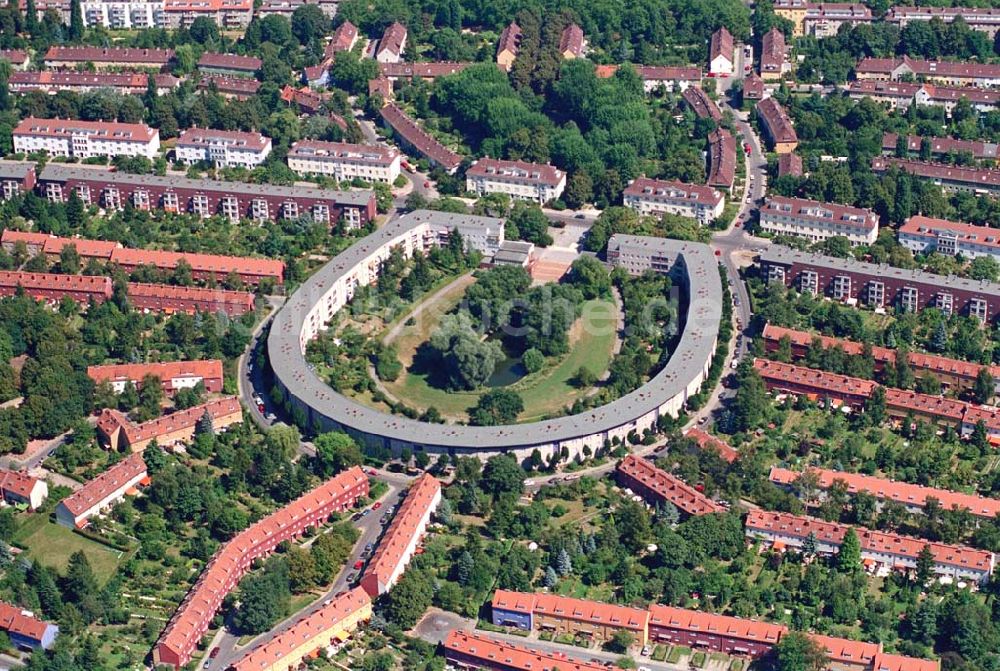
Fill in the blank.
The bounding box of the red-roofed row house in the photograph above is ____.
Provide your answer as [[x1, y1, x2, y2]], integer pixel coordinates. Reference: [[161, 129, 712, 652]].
[[54, 452, 149, 528], [360, 473, 441, 596], [1, 230, 285, 286], [491, 590, 650, 646], [87, 359, 223, 396], [761, 323, 1000, 399], [442, 630, 625, 671], [0, 601, 58, 651], [96, 396, 243, 452], [684, 427, 739, 463], [153, 467, 370, 669], [746, 509, 995, 583], [126, 282, 254, 317], [616, 454, 726, 516], [0, 470, 47, 510]]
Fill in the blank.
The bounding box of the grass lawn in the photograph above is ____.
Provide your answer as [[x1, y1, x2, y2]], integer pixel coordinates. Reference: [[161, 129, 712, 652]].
[[383, 297, 618, 421], [14, 515, 123, 583]]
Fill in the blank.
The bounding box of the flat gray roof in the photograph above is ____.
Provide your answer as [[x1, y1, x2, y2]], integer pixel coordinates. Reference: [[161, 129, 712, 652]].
[[759, 245, 1000, 296], [37, 164, 374, 205], [0, 160, 34, 180], [268, 215, 722, 449]]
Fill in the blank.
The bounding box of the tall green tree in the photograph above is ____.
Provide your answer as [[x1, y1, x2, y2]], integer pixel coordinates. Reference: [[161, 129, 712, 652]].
[[69, 0, 83, 40], [838, 527, 862, 573]]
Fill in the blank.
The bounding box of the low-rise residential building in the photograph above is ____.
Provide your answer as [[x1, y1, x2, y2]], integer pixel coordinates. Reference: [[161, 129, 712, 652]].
[[126, 283, 254, 317], [753, 358, 878, 408], [745, 509, 995, 583], [175, 128, 272, 169], [496, 21, 521, 71], [196, 52, 260, 77], [228, 588, 371, 671], [256, 0, 338, 19], [900, 215, 1000, 263], [55, 453, 148, 528], [596, 64, 701, 92], [684, 428, 739, 463], [97, 396, 243, 452], [776, 152, 803, 177], [360, 474, 441, 596], [465, 158, 566, 204], [769, 465, 1000, 520], [379, 102, 462, 173], [759, 195, 878, 245], [743, 72, 766, 100], [560, 23, 585, 59], [758, 245, 1000, 322], [0, 471, 47, 510], [287, 140, 401, 184], [8, 71, 179, 96], [0, 602, 58, 651], [161, 0, 252, 29], [616, 454, 726, 516], [329, 20, 359, 54], [756, 98, 798, 153], [682, 86, 723, 120], [491, 240, 534, 267], [442, 631, 623, 671], [856, 56, 1000, 88], [197, 74, 260, 100], [760, 28, 789, 80], [154, 468, 370, 669], [648, 605, 785, 657], [491, 591, 650, 646], [774, 0, 873, 37], [379, 61, 475, 81], [709, 27, 734, 75], [882, 133, 998, 162], [43, 45, 174, 69], [13, 118, 160, 160], [376, 22, 407, 63], [87, 360, 224, 395], [761, 323, 1000, 397], [78, 0, 161, 29], [707, 128, 737, 190], [623, 178, 725, 224], [0, 161, 36, 200], [605, 233, 707, 278], [885, 6, 1000, 37], [0, 50, 29, 69], [36, 164, 375, 227], [848, 81, 919, 110], [0, 271, 113, 305], [872, 156, 1000, 196]]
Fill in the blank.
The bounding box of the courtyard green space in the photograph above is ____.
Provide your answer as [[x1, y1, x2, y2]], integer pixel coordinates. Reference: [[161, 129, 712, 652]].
[[14, 515, 124, 583]]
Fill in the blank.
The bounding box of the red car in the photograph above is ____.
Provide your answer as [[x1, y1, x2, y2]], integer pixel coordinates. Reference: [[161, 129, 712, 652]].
[[353, 560, 364, 570], [423, 181, 430, 188], [373, 502, 381, 509]]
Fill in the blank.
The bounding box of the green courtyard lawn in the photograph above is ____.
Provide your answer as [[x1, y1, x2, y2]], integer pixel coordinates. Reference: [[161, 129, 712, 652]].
[[14, 514, 124, 583], [382, 297, 619, 421]]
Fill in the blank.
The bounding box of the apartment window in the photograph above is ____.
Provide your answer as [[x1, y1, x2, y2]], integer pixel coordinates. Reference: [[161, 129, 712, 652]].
[[899, 286, 919, 312], [832, 275, 851, 300], [192, 194, 211, 217], [313, 203, 330, 224], [163, 191, 179, 212], [133, 189, 150, 210], [867, 280, 885, 307], [970, 297, 989, 324], [45, 183, 63, 202], [103, 187, 121, 210], [251, 198, 269, 221], [799, 270, 819, 296], [937, 292, 954, 316], [0, 181, 15, 201], [767, 265, 786, 284], [282, 201, 299, 220], [74, 184, 91, 205]]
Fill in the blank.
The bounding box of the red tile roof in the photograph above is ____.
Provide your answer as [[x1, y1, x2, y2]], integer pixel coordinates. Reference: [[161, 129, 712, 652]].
[[176, 128, 270, 152], [121, 396, 241, 445], [328, 21, 359, 55], [874, 652, 940, 671], [809, 634, 880, 666], [756, 98, 798, 144], [777, 153, 803, 177], [58, 452, 147, 518], [746, 509, 994, 573], [0, 270, 113, 297], [87, 359, 223, 388], [902, 214, 1000, 254], [873, 156, 1000, 187], [885, 388, 968, 422], [125, 282, 255, 315], [753, 358, 878, 398], [379, 61, 474, 79], [710, 27, 734, 64], [769, 465, 1000, 519], [361, 473, 440, 594], [497, 22, 522, 57], [9, 71, 179, 93], [743, 73, 765, 99], [229, 587, 371, 671], [111, 247, 283, 282], [0, 50, 28, 65], [0, 470, 42, 501], [533, 593, 650, 631], [156, 467, 369, 668], [707, 128, 737, 189], [882, 133, 997, 160], [762, 195, 878, 232], [617, 454, 725, 515], [635, 65, 701, 82], [44, 46, 174, 65], [198, 75, 261, 97], [491, 590, 538, 615], [379, 102, 462, 171], [289, 140, 398, 166], [379, 22, 407, 58], [0, 230, 121, 259], [624, 177, 724, 207], [196, 52, 261, 72], [857, 56, 1000, 81], [443, 630, 624, 671], [682, 86, 723, 121], [649, 605, 786, 644], [560, 23, 585, 56], [761, 28, 786, 75], [684, 427, 738, 463], [467, 158, 565, 187], [0, 602, 53, 643]]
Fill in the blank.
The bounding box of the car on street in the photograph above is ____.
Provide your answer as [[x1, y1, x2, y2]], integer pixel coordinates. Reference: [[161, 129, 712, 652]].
[[347, 572, 358, 583], [373, 502, 381, 509], [210, 649, 220, 659], [353, 560, 364, 570], [361, 509, 371, 517]]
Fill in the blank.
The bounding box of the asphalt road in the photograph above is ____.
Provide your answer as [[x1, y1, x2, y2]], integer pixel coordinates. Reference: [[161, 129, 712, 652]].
[[203, 478, 406, 671]]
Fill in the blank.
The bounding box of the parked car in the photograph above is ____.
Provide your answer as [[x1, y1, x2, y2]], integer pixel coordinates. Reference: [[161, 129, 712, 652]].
[[373, 502, 382, 510], [353, 560, 364, 570]]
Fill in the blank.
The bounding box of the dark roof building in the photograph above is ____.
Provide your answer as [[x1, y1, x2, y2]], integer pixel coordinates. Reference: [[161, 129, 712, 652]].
[[379, 102, 462, 173]]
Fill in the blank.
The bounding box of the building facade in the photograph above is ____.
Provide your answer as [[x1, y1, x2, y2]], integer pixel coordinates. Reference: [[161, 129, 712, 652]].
[[379, 102, 462, 173], [96, 396, 244, 452], [442, 631, 623, 671], [0, 161, 36, 200], [465, 158, 566, 204], [496, 22, 521, 71], [759, 195, 879, 246], [872, 156, 1000, 196], [43, 45, 173, 69], [855, 56, 1000, 88], [709, 27, 734, 75], [87, 360, 224, 395], [55, 453, 148, 528], [623, 178, 725, 224], [886, 6, 1000, 37], [8, 71, 179, 96], [175, 128, 272, 169], [13, 118, 160, 160], [756, 98, 798, 153], [616, 454, 725, 516], [900, 215, 1000, 263], [0, 471, 48, 510], [707, 129, 737, 190], [376, 22, 407, 63], [287, 140, 401, 183], [491, 591, 650, 646], [0, 603, 58, 651], [760, 28, 789, 81]]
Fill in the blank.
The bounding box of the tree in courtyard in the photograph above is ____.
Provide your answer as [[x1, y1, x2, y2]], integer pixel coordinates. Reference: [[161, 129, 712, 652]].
[[567, 256, 611, 299], [59, 243, 80, 274], [969, 256, 1000, 282], [312, 431, 363, 476], [768, 631, 827, 671], [974, 367, 995, 405], [556, 548, 572, 576], [543, 566, 558, 588], [802, 532, 818, 558], [481, 454, 526, 499], [607, 630, 634, 653], [838, 528, 862, 573], [383, 568, 433, 628], [429, 313, 504, 390], [469, 389, 524, 426], [233, 560, 290, 634], [865, 386, 886, 427], [136, 374, 164, 422], [915, 543, 935, 586], [69, 0, 83, 40], [931, 321, 948, 352]]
